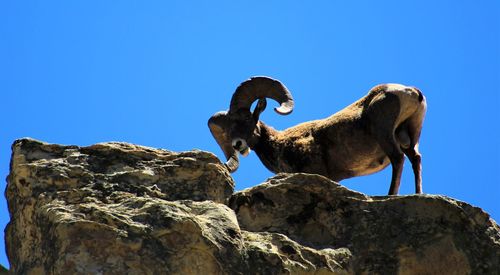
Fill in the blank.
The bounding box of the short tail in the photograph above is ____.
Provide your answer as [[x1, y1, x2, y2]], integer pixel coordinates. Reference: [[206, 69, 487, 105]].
[[412, 87, 425, 103]]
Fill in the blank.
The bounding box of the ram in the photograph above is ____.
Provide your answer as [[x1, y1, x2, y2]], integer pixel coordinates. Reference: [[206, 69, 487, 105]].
[[208, 76, 426, 195]]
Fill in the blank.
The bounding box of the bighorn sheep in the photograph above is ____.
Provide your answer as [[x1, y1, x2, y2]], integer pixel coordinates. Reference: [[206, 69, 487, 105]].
[[208, 76, 426, 195]]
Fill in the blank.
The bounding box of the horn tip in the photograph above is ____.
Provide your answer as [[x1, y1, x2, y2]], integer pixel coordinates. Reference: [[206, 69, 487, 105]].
[[225, 157, 239, 173], [274, 101, 294, 115]]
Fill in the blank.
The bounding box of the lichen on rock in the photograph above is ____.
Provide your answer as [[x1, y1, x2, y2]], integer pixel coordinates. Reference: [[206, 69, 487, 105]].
[[4, 138, 500, 274]]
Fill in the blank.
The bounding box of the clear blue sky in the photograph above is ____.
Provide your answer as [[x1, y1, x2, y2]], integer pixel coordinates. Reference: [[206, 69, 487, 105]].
[[1, 0, 499, 268]]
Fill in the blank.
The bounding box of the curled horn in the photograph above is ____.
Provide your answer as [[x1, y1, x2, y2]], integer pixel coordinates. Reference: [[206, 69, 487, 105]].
[[229, 76, 294, 115], [208, 111, 239, 172]]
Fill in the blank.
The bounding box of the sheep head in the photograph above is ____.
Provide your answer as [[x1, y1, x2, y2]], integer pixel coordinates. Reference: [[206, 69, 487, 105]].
[[208, 76, 294, 172]]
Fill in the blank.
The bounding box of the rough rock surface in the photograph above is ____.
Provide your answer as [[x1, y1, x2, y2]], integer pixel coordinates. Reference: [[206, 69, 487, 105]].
[[229, 174, 500, 274], [5, 138, 500, 274], [5, 139, 346, 274]]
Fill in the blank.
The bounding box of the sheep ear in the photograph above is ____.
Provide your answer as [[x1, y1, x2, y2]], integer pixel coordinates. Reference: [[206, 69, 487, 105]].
[[253, 98, 267, 122]]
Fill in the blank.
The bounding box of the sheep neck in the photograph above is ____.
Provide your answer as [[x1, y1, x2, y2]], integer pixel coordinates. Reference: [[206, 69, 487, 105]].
[[253, 121, 283, 173]]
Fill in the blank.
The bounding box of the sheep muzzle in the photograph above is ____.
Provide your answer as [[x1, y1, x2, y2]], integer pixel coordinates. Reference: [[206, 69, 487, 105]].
[[232, 138, 251, 157]]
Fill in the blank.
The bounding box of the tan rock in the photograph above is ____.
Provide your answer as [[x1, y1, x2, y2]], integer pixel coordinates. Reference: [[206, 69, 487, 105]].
[[229, 173, 500, 274], [5, 139, 350, 274], [7, 138, 234, 204], [5, 138, 500, 274]]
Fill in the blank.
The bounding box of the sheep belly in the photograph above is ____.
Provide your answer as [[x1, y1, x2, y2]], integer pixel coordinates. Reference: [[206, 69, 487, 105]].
[[348, 154, 391, 177], [325, 135, 391, 180]]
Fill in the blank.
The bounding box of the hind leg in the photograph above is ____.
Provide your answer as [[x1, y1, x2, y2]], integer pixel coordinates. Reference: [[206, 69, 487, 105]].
[[366, 93, 405, 195], [381, 127, 405, 195], [403, 145, 422, 193], [372, 125, 405, 195], [384, 140, 405, 195], [398, 110, 425, 194], [396, 123, 422, 194], [397, 125, 422, 194]]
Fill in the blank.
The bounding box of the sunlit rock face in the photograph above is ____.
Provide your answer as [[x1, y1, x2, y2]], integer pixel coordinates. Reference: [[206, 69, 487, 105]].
[[230, 173, 500, 274], [5, 138, 500, 274]]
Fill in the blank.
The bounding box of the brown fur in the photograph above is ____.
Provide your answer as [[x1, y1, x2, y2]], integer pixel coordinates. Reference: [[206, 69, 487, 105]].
[[209, 80, 427, 195], [251, 84, 426, 195]]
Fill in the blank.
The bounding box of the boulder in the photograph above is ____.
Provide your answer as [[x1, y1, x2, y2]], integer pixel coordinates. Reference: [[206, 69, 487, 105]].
[[229, 173, 500, 274], [5, 139, 347, 274], [5, 138, 500, 274]]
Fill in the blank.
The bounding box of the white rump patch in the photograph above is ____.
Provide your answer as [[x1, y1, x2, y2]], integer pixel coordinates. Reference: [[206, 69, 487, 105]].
[[385, 83, 407, 92]]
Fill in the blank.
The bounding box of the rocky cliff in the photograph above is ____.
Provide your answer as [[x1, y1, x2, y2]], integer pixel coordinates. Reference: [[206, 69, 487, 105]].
[[5, 138, 500, 274]]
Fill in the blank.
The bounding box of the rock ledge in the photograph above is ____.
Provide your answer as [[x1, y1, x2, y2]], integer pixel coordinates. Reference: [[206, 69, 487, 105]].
[[5, 138, 500, 274]]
